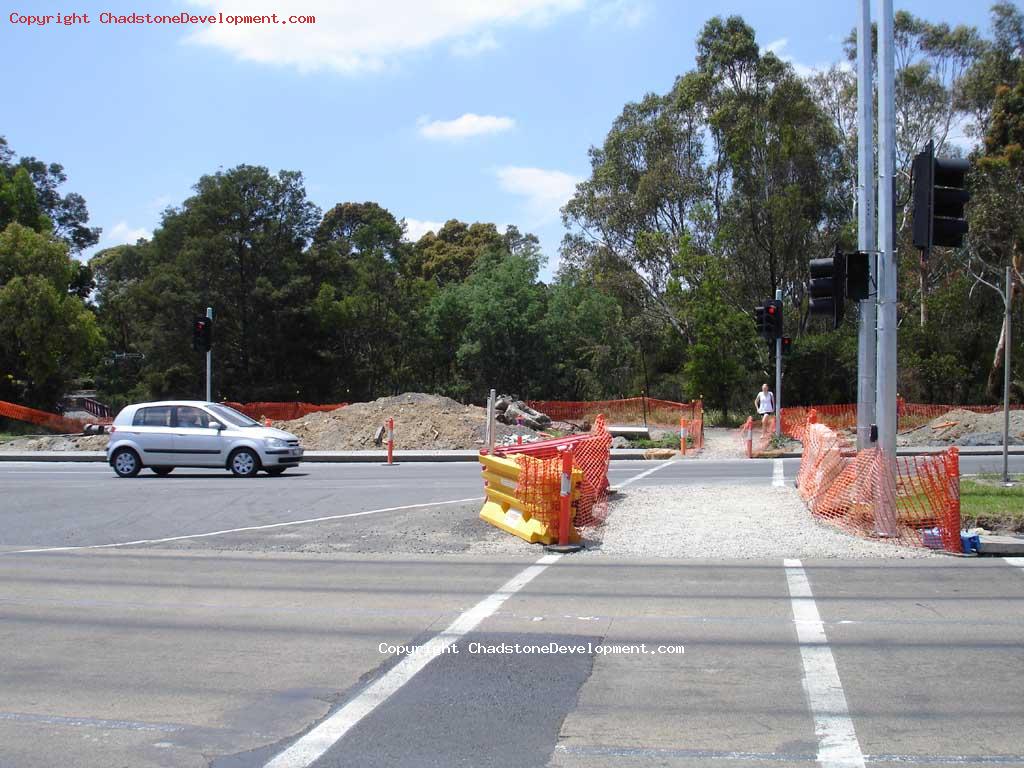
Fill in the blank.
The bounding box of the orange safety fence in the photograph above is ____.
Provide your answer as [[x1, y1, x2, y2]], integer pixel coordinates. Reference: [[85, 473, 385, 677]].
[[0, 400, 94, 433], [526, 396, 703, 431], [494, 414, 613, 528], [223, 401, 347, 422], [796, 412, 962, 553]]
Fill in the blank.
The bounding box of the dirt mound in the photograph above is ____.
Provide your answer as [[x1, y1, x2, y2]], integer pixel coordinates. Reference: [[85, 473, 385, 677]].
[[276, 393, 539, 450], [0, 433, 109, 452], [898, 408, 1024, 447]]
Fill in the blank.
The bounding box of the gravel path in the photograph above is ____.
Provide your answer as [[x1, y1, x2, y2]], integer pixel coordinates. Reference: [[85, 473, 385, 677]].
[[587, 484, 936, 559], [694, 426, 748, 460]]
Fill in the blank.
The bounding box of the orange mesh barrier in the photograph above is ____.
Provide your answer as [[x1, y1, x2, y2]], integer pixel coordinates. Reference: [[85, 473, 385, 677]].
[[495, 415, 612, 527], [513, 453, 565, 528], [223, 401, 347, 422], [796, 415, 961, 552], [0, 400, 92, 433], [779, 400, 1024, 440], [526, 397, 702, 430]]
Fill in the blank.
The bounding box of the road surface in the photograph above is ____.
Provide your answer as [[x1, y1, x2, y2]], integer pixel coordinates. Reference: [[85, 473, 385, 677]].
[[1, 460, 1022, 768]]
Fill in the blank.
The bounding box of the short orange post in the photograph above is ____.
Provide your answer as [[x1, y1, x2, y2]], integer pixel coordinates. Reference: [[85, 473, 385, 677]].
[[744, 417, 753, 458], [544, 446, 583, 553], [679, 418, 687, 456], [386, 417, 394, 465]]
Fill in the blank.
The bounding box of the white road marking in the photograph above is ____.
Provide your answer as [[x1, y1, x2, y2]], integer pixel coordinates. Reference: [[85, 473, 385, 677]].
[[783, 559, 865, 768], [263, 553, 562, 768], [1006, 558, 1024, 568], [772, 459, 785, 487], [614, 458, 678, 490], [2, 497, 483, 555]]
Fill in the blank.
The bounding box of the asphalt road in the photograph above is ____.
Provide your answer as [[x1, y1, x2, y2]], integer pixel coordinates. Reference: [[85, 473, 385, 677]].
[[1, 460, 1023, 768]]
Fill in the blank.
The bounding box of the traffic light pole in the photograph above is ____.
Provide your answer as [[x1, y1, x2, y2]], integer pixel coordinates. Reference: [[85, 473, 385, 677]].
[[205, 306, 213, 402], [775, 289, 782, 438], [856, 0, 877, 450], [875, 0, 898, 535]]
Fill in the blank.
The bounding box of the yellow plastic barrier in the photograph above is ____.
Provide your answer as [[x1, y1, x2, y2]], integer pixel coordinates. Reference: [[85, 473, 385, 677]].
[[478, 452, 583, 545]]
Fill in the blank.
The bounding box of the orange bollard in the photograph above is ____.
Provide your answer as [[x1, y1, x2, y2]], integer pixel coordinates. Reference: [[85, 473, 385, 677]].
[[386, 417, 394, 465], [559, 446, 573, 546], [744, 417, 753, 458], [679, 418, 687, 456]]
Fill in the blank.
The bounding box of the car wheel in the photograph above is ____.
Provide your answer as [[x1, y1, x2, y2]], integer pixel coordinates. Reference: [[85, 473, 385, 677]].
[[229, 448, 260, 477], [112, 448, 141, 478], [266, 467, 287, 476], [151, 467, 174, 476]]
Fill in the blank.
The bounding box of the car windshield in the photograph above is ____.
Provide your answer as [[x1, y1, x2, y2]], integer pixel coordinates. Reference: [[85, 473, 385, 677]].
[[207, 404, 261, 428]]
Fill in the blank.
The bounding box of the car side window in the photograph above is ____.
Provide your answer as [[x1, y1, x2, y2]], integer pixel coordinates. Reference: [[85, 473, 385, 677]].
[[133, 406, 172, 427], [174, 406, 210, 429]]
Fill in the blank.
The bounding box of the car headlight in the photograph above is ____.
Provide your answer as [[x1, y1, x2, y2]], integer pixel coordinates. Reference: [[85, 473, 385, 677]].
[[265, 437, 289, 448]]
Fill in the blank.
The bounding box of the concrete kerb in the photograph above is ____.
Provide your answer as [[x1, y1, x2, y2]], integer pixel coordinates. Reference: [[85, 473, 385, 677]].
[[0, 449, 653, 463]]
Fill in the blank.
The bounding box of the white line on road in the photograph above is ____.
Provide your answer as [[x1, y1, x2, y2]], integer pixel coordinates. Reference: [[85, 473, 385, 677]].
[[772, 459, 785, 487], [783, 559, 865, 768], [263, 553, 562, 768], [613, 458, 678, 490], [1006, 558, 1024, 568], [2, 497, 483, 556]]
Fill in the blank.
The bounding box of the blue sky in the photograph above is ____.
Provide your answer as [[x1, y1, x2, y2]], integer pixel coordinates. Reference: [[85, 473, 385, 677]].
[[2, 0, 1000, 276]]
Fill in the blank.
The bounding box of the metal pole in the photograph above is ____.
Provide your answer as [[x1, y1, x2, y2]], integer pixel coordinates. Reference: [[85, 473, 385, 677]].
[[205, 306, 213, 402], [1004, 266, 1013, 485], [487, 388, 497, 454], [775, 289, 782, 437], [856, 0, 877, 450], [875, 0, 898, 535]]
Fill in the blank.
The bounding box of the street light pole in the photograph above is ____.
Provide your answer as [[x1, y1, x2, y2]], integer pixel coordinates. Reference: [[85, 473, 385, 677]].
[[775, 288, 782, 438], [856, 0, 877, 450], [1003, 266, 1013, 486]]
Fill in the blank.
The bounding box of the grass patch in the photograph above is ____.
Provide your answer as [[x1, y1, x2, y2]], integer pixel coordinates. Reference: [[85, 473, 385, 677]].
[[960, 479, 1024, 533], [627, 435, 691, 449]]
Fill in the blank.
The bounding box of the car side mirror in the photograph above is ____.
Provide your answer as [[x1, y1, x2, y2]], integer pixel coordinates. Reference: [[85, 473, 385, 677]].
[[209, 420, 224, 430]]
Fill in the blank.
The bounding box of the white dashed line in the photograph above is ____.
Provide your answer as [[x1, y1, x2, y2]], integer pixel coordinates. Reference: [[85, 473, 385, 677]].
[[263, 553, 562, 768], [784, 559, 865, 768], [772, 459, 785, 487]]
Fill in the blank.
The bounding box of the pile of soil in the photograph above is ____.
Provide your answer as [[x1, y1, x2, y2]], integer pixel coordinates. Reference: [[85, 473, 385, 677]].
[[0, 433, 109, 451], [276, 393, 540, 450], [898, 408, 1024, 447]]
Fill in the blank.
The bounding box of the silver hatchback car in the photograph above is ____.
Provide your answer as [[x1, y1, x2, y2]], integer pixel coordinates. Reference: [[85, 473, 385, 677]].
[[106, 401, 304, 477]]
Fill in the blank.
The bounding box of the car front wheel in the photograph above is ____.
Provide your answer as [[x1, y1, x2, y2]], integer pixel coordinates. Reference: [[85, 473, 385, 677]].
[[228, 448, 260, 477], [112, 448, 141, 478]]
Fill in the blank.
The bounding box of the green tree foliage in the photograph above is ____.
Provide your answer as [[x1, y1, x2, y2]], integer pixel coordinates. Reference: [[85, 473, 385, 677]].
[[0, 224, 103, 407]]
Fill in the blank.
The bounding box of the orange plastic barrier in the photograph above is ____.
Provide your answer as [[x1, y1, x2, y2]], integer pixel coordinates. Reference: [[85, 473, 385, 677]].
[[796, 415, 961, 552], [0, 400, 91, 433], [494, 415, 612, 528], [779, 400, 1024, 440], [223, 401, 347, 422]]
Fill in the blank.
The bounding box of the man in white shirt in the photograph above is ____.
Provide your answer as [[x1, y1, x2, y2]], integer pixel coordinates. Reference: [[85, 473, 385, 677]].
[[754, 383, 775, 436]]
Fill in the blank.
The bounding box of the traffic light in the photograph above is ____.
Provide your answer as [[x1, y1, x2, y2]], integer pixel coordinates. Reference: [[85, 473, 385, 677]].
[[781, 336, 792, 356], [808, 247, 847, 329], [192, 316, 212, 352], [754, 305, 770, 340], [846, 251, 871, 301], [767, 299, 783, 338], [912, 139, 970, 253]]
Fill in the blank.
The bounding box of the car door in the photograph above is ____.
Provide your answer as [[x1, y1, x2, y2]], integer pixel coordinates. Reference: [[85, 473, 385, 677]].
[[171, 406, 225, 466], [130, 406, 177, 464]]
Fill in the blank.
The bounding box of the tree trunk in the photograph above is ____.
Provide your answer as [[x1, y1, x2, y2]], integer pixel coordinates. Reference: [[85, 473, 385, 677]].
[[987, 242, 1021, 397]]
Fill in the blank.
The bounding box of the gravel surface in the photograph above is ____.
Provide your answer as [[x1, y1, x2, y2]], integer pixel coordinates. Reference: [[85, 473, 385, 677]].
[[694, 426, 748, 459], [589, 484, 936, 559]]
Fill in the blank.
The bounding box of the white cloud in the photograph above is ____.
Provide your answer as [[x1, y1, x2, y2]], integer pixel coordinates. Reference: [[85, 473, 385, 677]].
[[101, 221, 152, 247], [403, 218, 445, 242], [760, 37, 820, 79], [186, 0, 585, 74], [495, 166, 580, 223], [418, 113, 515, 140], [451, 31, 499, 57], [590, 0, 650, 28]]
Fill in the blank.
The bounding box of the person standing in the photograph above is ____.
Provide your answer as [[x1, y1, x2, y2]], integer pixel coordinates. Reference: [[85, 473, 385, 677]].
[[754, 383, 775, 436]]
